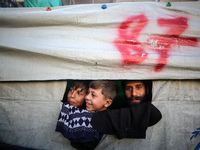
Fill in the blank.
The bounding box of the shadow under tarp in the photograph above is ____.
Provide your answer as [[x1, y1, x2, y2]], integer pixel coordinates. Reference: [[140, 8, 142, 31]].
[[62, 80, 153, 109], [0, 143, 36, 150]]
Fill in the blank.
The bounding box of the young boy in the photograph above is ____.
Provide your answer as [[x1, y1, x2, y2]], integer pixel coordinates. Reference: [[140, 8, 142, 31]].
[[65, 80, 89, 108], [56, 80, 99, 144], [85, 80, 118, 112], [71, 80, 118, 150], [56, 80, 118, 150]]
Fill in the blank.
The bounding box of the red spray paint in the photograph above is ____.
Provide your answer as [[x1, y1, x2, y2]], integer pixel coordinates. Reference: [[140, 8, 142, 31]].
[[115, 14, 148, 65], [114, 14, 198, 72]]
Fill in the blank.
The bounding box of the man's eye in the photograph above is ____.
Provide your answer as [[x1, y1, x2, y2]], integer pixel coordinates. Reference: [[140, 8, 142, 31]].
[[70, 89, 74, 92], [136, 86, 142, 90], [125, 87, 132, 91]]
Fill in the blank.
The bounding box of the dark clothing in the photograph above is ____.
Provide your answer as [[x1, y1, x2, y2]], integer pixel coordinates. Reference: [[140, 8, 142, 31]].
[[70, 133, 103, 150], [91, 101, 162, 139]]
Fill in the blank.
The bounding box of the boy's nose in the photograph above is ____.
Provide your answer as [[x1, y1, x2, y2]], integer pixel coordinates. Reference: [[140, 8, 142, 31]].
[[85, 94, 89, 100], [85, 94, 90, 101], [71, 91, 76, 98]]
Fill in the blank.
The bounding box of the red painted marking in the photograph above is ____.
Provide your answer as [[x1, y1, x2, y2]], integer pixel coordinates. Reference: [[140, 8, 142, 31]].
[[147, 17, 198, 72], [114, 14, 148, 64], [114, 15, 198, 72]]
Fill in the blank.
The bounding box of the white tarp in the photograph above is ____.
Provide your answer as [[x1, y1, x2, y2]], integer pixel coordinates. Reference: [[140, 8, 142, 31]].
[[0, 80, 199, 150], [0, 2, 200, 81], [0, 2, 200, 150]]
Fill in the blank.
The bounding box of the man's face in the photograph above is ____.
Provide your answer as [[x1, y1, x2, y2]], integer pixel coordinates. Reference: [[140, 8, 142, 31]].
[[124, 81, 147, 105]]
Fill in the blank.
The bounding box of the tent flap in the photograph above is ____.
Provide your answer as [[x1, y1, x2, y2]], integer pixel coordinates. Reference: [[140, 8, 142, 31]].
[[0, 2, 200, 81]]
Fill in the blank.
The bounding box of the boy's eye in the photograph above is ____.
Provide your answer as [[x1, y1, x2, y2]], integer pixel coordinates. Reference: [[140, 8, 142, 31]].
[[92, 93, 96, 97], [78, 91, 82, 95], [70, 89, 74, 92]]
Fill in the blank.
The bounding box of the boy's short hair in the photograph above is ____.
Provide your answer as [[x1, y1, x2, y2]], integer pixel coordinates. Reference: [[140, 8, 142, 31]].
[[89, 80, 118, 100], [71, 80, 89, 92], [62, 80, 90, 103]]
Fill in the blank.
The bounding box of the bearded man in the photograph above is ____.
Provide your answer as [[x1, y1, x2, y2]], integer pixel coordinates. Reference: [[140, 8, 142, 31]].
[[91, 80, 162, 140], [121, 80, 152, 105]]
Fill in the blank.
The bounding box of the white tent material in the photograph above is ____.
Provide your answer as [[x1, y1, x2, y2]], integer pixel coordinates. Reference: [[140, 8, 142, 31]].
[[0, 2, 200, 81], [0, 2, 200, 150], [0, 80, 199, 150]]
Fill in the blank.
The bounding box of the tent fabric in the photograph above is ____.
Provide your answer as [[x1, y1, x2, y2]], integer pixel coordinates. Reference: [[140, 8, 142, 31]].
[[0, 81, 68, 149], [0, 2, 200, 81], [0, 2, 200, 150], [0, 80, 199, 150]]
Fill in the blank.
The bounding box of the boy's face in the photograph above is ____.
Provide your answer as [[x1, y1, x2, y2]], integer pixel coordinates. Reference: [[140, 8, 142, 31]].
[[85, 88, 108, 112], [67, 87, 86, 107]]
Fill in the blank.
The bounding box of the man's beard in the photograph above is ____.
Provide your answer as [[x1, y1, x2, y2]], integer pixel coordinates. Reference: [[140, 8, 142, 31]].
[[127, 95, 147, 106]]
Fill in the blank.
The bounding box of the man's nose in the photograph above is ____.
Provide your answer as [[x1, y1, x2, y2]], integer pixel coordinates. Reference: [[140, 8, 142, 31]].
[[131, 88, 137, 97]]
